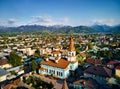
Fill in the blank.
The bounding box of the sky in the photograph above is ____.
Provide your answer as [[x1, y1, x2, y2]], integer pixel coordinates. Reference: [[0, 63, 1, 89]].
[[0, 0, 120, 27]]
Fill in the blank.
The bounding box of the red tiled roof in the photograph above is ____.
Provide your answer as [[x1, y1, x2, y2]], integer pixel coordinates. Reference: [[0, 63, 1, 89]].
[[86, 58, 94, 63], [86, 58, 102, 65], [107, 61, 120, 65], [74, 78, 98, 89], [84, 66, 112, 77], [51, 51, 61, 54], [0, 59, 8, 66], [41, 59, 70, 69], [2, 84, 16, 89]]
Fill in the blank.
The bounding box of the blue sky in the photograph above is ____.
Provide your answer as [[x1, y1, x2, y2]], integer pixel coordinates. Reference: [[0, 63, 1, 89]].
[[0, 0, 120, 26]]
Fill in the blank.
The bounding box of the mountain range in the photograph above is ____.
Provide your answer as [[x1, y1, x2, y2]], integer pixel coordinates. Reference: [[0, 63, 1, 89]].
[[0, 24, 120, 34]]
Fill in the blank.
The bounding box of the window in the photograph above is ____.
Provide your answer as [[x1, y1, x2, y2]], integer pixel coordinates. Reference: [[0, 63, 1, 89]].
[[61, 72, 63, 77], [57, 71, 59, 76]]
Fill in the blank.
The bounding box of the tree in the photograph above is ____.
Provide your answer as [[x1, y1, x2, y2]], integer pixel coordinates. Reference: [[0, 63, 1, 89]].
[[87, 43, 93, 50], [34, 48, 41, 58], [76, 54, 84, 64], [31, 60, 38, 71], [8, 51, 22, 67]]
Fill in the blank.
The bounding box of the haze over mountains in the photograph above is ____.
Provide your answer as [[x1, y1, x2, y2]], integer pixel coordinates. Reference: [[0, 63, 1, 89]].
[[0, 24, 120, 34]]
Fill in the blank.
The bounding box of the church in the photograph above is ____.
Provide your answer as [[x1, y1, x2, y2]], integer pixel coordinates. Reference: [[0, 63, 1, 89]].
[[39, 37, 78, 79]]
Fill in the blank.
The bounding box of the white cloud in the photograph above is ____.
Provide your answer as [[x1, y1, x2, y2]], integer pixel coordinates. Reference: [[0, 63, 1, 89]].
[[0, 18, 22, 27], [7, 19, 16, 24], [28, 15, 70, 26], [89, 19, 119, 26]]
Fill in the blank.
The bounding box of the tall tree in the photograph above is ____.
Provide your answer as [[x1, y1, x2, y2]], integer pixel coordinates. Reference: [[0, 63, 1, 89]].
[[31, 60, 38, 71], [8, 51, 22, 67]]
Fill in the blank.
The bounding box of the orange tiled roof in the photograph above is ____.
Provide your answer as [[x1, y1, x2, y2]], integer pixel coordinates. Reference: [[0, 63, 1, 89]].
[[39, 67, 45, 71], [41, 59, 70, 69], [68, 37, 75, 51], [51, 51, 62, 54]]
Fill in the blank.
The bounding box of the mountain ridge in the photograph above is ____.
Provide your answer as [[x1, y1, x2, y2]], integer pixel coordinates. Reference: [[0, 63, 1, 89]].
[[0, 24, 120, 34]]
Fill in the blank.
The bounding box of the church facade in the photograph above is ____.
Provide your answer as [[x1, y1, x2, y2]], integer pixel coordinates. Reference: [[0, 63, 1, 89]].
[[39, 37, 78, 79]]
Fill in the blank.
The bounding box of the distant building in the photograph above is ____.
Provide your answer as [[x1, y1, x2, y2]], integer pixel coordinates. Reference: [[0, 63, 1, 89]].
[[115, 65, 120, 77], [107, 61, 120, 69], [39, 37, 78, 79], [86, 58, 102, 65], [0, 58, 12, 69]]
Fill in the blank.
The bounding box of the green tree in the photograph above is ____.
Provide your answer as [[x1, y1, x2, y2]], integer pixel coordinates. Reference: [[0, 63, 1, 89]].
[[8, 51, 22, 67], [87, 43, 93, 50], [31, 60, 38, 71], [34, 48, 41, 58], [76, 54, 84, 64]]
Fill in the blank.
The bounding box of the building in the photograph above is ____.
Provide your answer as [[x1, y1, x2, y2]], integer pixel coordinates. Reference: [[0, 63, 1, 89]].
[[0, 67, 10, 82], [107, 61, 120, 69], [0, 58, 12, 69], [39, 37, 78, 79], [73, 78, 99, 89], [84, 66, 112, 84], [115, 65, 120, 77]]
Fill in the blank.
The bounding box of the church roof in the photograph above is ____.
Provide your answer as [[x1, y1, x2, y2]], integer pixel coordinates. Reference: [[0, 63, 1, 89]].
[[41, 59, 70, 69], [51, 51, 62, 54], [68, 37, 75, 51]]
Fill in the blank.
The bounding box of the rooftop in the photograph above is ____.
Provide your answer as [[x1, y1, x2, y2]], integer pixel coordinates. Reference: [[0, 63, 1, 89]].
[[41, 58, 70, 69], [107, 61, 120, 65], [0, 67, 9, 76], [84, 66, 112, 77]]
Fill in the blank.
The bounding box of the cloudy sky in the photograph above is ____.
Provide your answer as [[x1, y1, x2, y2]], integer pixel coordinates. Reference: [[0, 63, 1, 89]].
[[0, 0, 120, 27]]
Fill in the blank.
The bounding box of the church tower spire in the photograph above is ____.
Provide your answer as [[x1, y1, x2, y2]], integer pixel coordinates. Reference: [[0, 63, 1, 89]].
[[67, 37, 76, 62], [68, 37, 75, 51]]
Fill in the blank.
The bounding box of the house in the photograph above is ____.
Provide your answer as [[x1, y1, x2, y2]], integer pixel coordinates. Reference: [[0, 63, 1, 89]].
[[115, 65, 120, 77], [18, 47, 35, 56], [1, 83, 16, 89], [0, 58, 12, 69], [73, 78, 99, 89], [86, 58, 102, 65], [39, 37, 78, 79], [107, 61, 120, 69], [0, 67, 10, 82], [84, 66, 112, 84]]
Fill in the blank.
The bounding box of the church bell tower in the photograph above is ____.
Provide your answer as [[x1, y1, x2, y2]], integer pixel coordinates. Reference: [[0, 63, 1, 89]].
[[67, 37, 76, 62]]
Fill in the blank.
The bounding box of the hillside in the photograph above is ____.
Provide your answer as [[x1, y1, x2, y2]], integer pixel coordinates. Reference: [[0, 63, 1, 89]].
[[0, 24, 120, 35]]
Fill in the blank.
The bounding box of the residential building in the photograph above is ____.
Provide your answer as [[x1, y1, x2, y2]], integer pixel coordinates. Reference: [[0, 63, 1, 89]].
[[0, 59, 12, 69], [84, 66, 112, 84], [115, 65, 120, 77], [0, 67, 10, 82]]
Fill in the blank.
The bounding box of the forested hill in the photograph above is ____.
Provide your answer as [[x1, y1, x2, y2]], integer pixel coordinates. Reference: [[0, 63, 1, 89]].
[[0, 24, 120, 35]]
